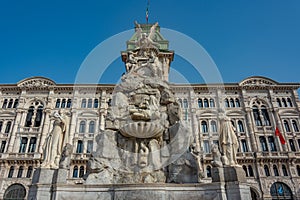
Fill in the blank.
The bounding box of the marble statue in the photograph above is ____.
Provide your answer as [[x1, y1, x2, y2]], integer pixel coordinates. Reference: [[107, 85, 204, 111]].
[[211, 143, 223, 167], [134, 21, 159, 49], [85, 22, 197, 184], [219, 116, 239, 166], [59, 143, 73, 169], [41, 111, 70, 169]]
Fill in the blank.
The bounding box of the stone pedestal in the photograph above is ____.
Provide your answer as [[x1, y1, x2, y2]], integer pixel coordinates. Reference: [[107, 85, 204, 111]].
[[28, 168, 69, 200], [28, 168, 56, 200], [212, 166, 251, 200]]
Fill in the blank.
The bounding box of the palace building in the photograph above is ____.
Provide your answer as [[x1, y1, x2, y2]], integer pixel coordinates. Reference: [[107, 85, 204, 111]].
[[0, 23, 300, 200]]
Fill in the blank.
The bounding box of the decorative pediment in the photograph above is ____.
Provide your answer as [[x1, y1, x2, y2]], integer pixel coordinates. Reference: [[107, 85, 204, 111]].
[[17, 77, 56, 90], [239, 76, 277, 87]]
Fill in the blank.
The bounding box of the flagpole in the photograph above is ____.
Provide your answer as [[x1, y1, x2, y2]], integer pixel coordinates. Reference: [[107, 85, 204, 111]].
[[146, 0, 150, 24]]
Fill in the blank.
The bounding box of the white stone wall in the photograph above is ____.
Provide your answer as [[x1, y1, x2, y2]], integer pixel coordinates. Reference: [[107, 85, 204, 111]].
[[0, 76, 299, 199]]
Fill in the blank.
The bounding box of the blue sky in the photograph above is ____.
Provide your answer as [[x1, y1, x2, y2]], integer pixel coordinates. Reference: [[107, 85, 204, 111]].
[[0, 0, 299, 85]]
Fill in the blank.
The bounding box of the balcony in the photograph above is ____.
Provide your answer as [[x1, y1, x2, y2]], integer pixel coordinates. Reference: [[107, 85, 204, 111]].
[[20, 127, 42, 133], [5, 153, 41, 159]]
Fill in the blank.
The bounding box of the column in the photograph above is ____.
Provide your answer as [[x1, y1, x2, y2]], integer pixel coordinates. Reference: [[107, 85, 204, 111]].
[[68, 110, 77, 146], [245, 108, 258, 152], [7, 109, 23, 153]]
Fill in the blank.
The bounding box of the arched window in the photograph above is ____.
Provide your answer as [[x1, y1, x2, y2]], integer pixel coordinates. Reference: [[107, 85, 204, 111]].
[[183, 99, 188, 108], [210, 121, 217, 132], [13, 99, 19, 108], [243, 165, 248, 177], [206, 166, 211, 177], [201, 121, 208, 133], [76, 140, 83, 153], [270, 182, 293, 199], [79, 121, 86, 133], [2, 99, 8, 108], [283, 120, 290, 132], [25, 106, 34, 127], [292, 120, 299, 132], [264, 165, 270, 176], [273, 165, 279, 176], [235, 98, 240, 107], [79, 166, 84, 178], [268, 136, 277, 152], [203, 98, 209, 108], [241, 139, 248, 152], [87, 99, 93, 108], [238, 120, 244, 132], [61, 99, 66, 108], [248, 165, 254, 177], [230, 98, 235, 107], [282, 165, 288, 176], [253, 106, 262, 126], [3, 184, 26, 200], [81, 99, 86, 108], [66, 99, 72, 108], [89, 121, 95, 133], [287, 98, 293, 107], [297, 165, 300, 176], [260, 136, 268, 151], [94, 99, 99, 108], [224, 99, 229, 108], [8, 166, 14, 178], [198, 99, 203, 108], [55, 99, 61, 108], [73, 166, 78, 178], [282, 98, 287, 107], [26, 166, 33, 178], [276, 98, 282, 107], [34, 106, 43, 127], [17, 166, 24, 178], [250, 188, 258, 200], [7, 99, 13, 108], [5, 121, 12, 133]]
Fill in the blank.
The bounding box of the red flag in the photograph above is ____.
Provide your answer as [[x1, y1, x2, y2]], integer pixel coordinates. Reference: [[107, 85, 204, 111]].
[[275, 127, 286, 145]]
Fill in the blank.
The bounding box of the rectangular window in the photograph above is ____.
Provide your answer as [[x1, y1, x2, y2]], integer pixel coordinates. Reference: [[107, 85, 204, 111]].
[[28, 137, 37, 153], [87, 140, 93, 153], [19, 137, 28, 153], [241, 140, 248, 152], [0, 141, 6, 153], [289, 139, 296, 152], [76, 140, 83, 153], [203, 141, 210, 153], [268, 136, 277, 152]]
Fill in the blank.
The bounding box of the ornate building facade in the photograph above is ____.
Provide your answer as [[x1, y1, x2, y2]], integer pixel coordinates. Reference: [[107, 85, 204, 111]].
[[0, 23, 299, 200], [0, 76, 299, 199]]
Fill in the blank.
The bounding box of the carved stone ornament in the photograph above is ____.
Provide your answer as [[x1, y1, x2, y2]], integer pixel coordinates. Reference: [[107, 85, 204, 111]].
[[239, 76, 277, 87], [17, 77, 56, 90]]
